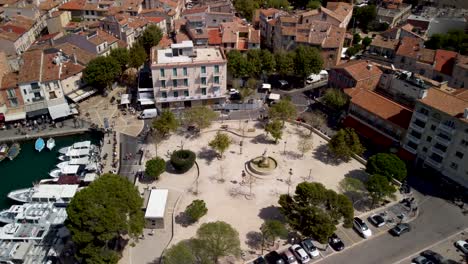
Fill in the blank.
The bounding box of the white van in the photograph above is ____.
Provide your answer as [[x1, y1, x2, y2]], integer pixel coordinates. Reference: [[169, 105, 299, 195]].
[[138, 108, 158, 119]]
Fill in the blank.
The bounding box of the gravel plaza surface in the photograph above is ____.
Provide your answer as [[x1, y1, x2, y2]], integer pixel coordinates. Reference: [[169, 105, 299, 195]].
[[120, 120, 374, 264]]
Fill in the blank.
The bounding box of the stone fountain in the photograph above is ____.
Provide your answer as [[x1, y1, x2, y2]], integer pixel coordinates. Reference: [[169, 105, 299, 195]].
[[247, 149, 278, 176]]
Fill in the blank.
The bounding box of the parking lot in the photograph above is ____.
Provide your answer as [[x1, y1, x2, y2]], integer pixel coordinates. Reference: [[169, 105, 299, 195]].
[[397, 228, 468, 264], [248, 195, 420, 264]]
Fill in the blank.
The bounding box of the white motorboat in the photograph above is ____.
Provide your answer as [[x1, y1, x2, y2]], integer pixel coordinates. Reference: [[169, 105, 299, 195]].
[[49, 165, 82, 178], [49, 168, 61, 178], [7, 184, 79, 204], [46, 138, 55, 150], [58, 141, 92, 154], [0, 203, 66, 225]]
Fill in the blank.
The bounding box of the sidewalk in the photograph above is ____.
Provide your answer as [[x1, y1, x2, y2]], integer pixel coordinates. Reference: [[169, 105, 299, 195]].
[[0, 118, 92, 143]]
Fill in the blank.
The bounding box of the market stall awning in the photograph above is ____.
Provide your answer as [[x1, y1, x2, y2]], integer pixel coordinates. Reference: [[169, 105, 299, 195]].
[[48, 103, 72, 120], [5, 111, 26, 122], [67, 87, 97, 103], [26, 108, 49, 118], [120, 94, 132, 105]]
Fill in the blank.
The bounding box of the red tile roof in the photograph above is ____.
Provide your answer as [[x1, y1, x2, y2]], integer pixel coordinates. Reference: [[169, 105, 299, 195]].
[[346, 88, 413, 128], [145, 16, 165, 23], [208, 28, 222, 45], [59, 0, 86, 10], [419, 88, 468, 123], [434, 49, 458, 75], [0, 24, 26, 35], [333, 60, 383, 82], [1, 72, 19, 89], [396, 36, 424, 59]]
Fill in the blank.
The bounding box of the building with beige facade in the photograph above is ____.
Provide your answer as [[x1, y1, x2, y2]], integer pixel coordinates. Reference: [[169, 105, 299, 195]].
[[46, 11, 71, 34], [150, 41, 227, 109], [402, 88, 468, 188]]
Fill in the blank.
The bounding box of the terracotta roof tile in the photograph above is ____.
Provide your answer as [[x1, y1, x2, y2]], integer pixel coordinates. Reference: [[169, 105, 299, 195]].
[[370, 35, 399, 50], [249, 29, 260, 44], [59, 0, 86, 10], [54, 42, 96, 65], [418, 48, 435, 64], [434, 49, 457, 75], [259, 8, 281, 17], [208, 28, 222, 45], [333, 60, 383, 81], [157, 34, 173, 48], [346, 88, 413, 128], [420, 88, 468, 123], [18, 50, 42, 84], [396, 36, 424, 58], [325, 2, 352, 22], [1, 72, 19, 89], [41, 52, 61, 82]]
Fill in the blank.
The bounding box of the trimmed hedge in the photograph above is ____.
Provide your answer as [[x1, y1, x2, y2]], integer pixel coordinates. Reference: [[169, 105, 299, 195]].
[[170, 150, 196, 173]]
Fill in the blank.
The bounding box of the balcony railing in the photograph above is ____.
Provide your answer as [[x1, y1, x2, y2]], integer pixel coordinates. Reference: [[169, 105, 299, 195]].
[[435, 135, 451, 146], [438, 123, 455, 135], [403, 144, 417, 154], [430, 147, 446, 158], [413, 111, 429, 122], [157, 93, 225, 103], [409, 123, 425, 133], [32, 97, 44, 102], [407, 134, 421, 144], [425, 157, 442, 170]]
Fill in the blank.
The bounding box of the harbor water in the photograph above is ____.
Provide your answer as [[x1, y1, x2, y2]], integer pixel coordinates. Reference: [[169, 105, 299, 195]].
[[0, 132, 102, 209]]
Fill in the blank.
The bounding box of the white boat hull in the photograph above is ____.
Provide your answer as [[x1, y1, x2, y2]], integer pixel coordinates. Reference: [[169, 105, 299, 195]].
[[49, 168, 61, 178], [58, 147, 70, 154], [46, 138, 55, 150], [7, 188, 33, 203]]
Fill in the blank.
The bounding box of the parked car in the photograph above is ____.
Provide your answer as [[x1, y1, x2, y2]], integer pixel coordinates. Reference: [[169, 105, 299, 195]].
[[290, 245, 310, 263], [253, 256, 267, 264], [412, 256, 434, 264], [353, 217, 372, 238], [300, 239, 319, 258], [328, 233, 345, 251], [368, 214, 386, 227], [265, 251, 286, 264], [454, 240, 468, 254], [390, 223, 411, 236], [281, 250, 298, 264], [420, 250, 445, 264], [275, 80, 289, 89]]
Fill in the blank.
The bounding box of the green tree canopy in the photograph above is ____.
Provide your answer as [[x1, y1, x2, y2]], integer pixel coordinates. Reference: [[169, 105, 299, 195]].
[[261, 49, 276, 75], [227, 50, 250, 78], [209, 132, 232, 158], [366, 174, 396, 208], [328, 128, 365, 161], [139, 25, 163, 54], [152, 110, 179, 137], [268, 99, 297, 125], [294, 46, 323, 80], [184, 106, 218, 130], [128, 43, 147, 69], [109, 47, 129, 72], [233, 0, 260, 21], [185, 199, 208, 223], [83, 56, 121, 91], [163, 241, 196, 264], [267, 0, 290, 9], [246, 49, 263, 77], [265, 119, 284, 144], [66, 174, 144, 263], [306, 0, 321, 9], [196, 221, 241, 263], [366, 153, 407, 182], [352, 5, 377, 31], [261, 220, 288, 246], [424, 30, 468, 55], [322, 88, 348, 110], [145, 157, 166, 180], [279, 182, 354, 243], [353, 33, 361, 45], [170, 150, 196, 173], [275, 51, 295, 77], [362, 36, 372, 47]]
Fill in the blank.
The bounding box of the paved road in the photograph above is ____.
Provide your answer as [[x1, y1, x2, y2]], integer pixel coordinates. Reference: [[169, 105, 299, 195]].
[[316, 192, 468, 264], [119, 133, 141, 183]]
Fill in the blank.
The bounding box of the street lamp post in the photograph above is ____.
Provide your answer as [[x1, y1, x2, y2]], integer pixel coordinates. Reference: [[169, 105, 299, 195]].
[[283, 141, 287, 155], [287, 168, 293, 196]]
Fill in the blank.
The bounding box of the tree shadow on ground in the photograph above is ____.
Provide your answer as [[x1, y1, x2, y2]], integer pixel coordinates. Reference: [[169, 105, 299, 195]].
[[197, 147, 217, 165], [138, 174, 155, 184], [258, 206, 285, 221], [254, 121, 266, 130], [250, 134, 272, 145], [284, 150, 302, 160], [174, 211, 192, 227], [344, 169, 369, 182], [245, 231, 263, 250], [312, 144, 345, 166]]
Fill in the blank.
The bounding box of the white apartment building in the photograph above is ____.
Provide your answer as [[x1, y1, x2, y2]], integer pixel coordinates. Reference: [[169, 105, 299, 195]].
[[402, 88, 468, 188], [150, 41, 227, 109]]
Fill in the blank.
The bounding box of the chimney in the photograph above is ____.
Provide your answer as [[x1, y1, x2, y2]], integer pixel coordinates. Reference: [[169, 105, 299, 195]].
[[418, 89, 428, 99], [49, 37, 55, 46], [367, 64, 372, 70], [72, 53, 78, 64], [464, 108, 468, 119]]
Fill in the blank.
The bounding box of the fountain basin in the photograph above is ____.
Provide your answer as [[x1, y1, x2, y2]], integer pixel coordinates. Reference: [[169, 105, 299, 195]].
[[248, 156, 278, 175]]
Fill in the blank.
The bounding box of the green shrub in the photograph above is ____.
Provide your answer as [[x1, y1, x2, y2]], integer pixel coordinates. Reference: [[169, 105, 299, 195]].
[[185, 199, 208, 223], [170, 150, 196, 173]]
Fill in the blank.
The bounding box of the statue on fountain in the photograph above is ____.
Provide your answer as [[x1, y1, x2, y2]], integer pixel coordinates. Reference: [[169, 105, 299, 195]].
[[258, 149, 270, 168]]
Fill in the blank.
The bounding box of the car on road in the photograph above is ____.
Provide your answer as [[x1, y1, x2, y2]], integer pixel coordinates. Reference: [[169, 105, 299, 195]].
[[353, 217, 372, 238], [253, 256, 267, 264], [368, 214, 386, 227], [265, 251, 285, 264], [300, 239, 319, 258], [420, 250, 444, 263], [412, 256, 434, 264], [290, 244, 310, 263], [454, 239, 468, 254], [389, 223, 411, 236], [328, 233, 345, 251], [281, 250, 298, 264]]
